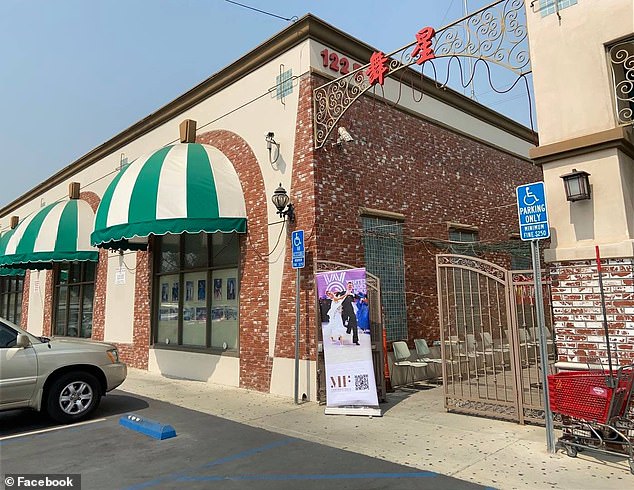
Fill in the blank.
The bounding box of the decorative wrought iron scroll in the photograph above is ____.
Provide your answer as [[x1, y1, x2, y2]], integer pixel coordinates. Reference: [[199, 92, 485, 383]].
[[436, 253, 507, 282], [608, 38, 634, 126], [314, 0, 530, 149]]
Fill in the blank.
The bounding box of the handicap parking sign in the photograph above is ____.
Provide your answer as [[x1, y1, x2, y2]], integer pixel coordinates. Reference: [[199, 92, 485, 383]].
[[516, 181, 550, 241], [291, 230, 305, 269]]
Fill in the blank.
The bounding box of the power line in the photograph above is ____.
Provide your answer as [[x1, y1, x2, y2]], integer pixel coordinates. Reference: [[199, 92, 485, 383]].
[[440, 0, 457, 26], [223, 0, 297, 22]]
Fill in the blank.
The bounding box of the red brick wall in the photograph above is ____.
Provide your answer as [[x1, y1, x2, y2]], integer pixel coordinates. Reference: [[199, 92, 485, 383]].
[[90, 249, 108, 342], [20, 270, 30, 330], [551, 258, 634, 366], [80, 191, 107, 342], [197, 130, 270, 391], [311, 73, 543, 344], [111, 249, 151, 369], [43, 270, 52, 337], [274, 74, 318, 363]]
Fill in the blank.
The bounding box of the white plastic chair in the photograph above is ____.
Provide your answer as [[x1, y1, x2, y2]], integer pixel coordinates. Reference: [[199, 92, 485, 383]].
[[393, 341, 427, 387], [481, 332, 510, 366], [414, 339, 442, 363], [414, 339, 442, 379], [443, 339, 470, 380], [528, 326, 556, 360]]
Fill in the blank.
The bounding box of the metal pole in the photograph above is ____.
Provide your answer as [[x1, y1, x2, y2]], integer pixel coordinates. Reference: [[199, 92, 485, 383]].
[[595, 246, 615, 385], [294, 267, 300, 404], [531, 240, 555, 453], [463, 0, 476, 100]]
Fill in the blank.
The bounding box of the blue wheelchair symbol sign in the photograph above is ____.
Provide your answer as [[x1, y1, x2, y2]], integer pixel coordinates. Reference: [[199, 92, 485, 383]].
[[291, 230, 305, 268], [516, 182, 550, 241]]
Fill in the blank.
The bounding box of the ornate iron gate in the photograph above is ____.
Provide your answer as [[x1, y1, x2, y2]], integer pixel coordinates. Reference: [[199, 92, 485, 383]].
[[436, 254, 554, 424], [315, 261, 386, 403]]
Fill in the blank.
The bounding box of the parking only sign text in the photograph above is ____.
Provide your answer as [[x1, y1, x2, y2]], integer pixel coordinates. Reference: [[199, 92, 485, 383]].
[[291, 230, 305, 269], [516, 181, 550, 241]]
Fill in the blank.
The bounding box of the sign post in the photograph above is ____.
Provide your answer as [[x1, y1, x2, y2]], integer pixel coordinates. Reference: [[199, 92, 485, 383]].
[[291, 230, 305, 405], [516, 181, 556, 453]]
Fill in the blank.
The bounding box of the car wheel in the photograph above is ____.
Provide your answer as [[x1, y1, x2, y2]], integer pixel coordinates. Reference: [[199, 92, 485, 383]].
[[46, 372, 101, 424]]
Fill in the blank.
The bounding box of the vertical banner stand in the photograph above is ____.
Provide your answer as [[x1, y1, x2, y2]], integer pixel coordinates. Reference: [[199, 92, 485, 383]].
[[316, 267, 381, 417], [531, 240, 556, 453]]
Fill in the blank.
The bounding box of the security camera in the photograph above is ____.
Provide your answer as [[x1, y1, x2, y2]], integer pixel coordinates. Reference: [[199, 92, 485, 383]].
[[265, 132, 277, 151], [337, 126, 354, 144]]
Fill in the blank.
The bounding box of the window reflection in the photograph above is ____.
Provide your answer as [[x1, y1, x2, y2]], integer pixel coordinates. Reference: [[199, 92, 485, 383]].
[[0, 276, 24, 325], [154, 232, 239, 352], [53, 262, 96, 338]]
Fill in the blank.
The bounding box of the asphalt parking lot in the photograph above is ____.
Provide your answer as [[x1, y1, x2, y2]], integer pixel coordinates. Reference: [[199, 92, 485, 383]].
[[0, 391, 491, 490]]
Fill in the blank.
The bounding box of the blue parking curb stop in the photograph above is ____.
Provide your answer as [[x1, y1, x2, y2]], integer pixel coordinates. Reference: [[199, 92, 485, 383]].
[[119, 414, 176, 440]]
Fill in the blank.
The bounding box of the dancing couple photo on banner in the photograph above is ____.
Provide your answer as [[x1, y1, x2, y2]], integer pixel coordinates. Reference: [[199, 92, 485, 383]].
[[316, 267, 379, 409], [325, 281, 360, 346]]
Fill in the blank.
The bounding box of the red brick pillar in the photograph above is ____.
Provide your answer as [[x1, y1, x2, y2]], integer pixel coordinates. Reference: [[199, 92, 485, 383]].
[[20, 270, 31, 330]]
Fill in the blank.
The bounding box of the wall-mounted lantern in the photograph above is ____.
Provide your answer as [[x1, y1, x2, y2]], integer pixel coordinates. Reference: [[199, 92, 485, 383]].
[[560, 169, 591, 202], [271, 183, 295, 223]]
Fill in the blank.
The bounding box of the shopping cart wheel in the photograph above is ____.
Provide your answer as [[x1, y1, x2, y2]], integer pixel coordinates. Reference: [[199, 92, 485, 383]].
[[564, 444, 578, 458], [572, 438, 584, 452]]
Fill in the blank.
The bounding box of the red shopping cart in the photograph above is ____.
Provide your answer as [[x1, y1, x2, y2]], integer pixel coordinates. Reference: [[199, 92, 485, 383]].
[[547, 365, 634, 474], [548, 369, 633, 423]]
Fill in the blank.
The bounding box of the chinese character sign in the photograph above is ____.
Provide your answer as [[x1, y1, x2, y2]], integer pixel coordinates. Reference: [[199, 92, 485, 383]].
[[411, 27, 436, 65], [366, 26, 436, 86], [366, 51, 389, 86]]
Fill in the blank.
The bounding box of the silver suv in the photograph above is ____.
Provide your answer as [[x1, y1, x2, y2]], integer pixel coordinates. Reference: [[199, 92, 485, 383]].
[[0, 318, 127, 423]]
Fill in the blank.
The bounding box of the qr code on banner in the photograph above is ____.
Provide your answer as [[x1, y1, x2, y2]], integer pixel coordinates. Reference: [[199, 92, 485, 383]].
[[354, 374, 369, 391]]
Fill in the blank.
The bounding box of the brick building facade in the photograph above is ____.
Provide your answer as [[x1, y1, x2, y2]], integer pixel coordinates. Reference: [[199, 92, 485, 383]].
[[0, 15, 539, 399]]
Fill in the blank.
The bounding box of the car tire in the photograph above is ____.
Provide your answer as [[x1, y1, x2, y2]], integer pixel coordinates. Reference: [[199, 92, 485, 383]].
[[46, 372, 101, 424]]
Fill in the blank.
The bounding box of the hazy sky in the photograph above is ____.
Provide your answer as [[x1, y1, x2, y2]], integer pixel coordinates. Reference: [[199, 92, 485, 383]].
[[0, 0, 533, 206]]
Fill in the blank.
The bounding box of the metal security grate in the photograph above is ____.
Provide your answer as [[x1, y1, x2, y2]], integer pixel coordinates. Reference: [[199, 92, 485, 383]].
[[608, 38, 634, 126], [362, 216, 407, 341], [276, 69, 293, 99], [539, 0, 577, 17]]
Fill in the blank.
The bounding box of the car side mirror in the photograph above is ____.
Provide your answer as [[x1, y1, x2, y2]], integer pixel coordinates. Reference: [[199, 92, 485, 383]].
[[16, 334, 31, 348]]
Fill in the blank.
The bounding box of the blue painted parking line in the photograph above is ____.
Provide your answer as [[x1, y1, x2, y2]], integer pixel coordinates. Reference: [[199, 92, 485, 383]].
[[175, 471, 440, 482], [201, 438, 293, 468], [125, 438, 296, 490]]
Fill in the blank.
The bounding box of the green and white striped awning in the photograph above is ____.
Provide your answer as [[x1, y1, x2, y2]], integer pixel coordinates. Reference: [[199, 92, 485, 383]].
[[0, 199, 99, 270], [91, 143, 247, 250], [0, 230, 25, 276], [0, 268, 25, 276]]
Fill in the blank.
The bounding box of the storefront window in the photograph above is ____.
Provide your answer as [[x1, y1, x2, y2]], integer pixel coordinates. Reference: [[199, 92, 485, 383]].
[[53, 262, 96, 338], [154, 232, 239, 352], [0, 276, 24, 325]]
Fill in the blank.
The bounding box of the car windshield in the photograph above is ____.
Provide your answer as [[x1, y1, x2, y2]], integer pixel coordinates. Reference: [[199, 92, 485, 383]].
[[0, 317, 45, 343]]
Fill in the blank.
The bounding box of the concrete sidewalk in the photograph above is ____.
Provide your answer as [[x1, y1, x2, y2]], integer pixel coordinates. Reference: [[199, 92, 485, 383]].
[[118, 369, 631, 489]]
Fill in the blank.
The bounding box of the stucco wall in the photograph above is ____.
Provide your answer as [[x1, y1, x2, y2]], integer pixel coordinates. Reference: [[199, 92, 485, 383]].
[[526, 0, 634, 145], [543, 148, 634, 262]]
